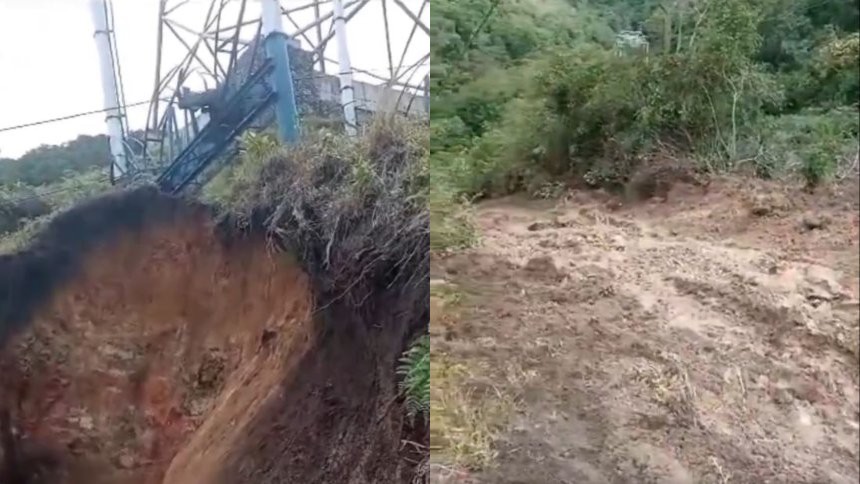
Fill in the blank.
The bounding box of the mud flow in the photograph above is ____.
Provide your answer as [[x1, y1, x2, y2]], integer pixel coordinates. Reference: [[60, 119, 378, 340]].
[[433, 177, 860, 483], [0, 188, 421, 484]]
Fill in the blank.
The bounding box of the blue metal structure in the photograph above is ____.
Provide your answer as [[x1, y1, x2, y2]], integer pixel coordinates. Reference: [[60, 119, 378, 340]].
[[264, 30, 300, 144], [155, 11, 304, 194], [156, 60, 279, 193]]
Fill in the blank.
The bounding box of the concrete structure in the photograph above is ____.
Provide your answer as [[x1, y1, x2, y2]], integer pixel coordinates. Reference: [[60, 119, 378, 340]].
[[314, 75, 428, 123]]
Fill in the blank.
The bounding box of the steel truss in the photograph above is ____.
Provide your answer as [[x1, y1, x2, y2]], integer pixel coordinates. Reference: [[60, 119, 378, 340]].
[[137, 0, 429, 189]]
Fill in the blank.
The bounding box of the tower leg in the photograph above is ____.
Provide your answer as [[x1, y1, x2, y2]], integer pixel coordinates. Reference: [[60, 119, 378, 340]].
[[90, 0, 128, 179], [333, 0, 358, 135], [261, 0, 300, 143]]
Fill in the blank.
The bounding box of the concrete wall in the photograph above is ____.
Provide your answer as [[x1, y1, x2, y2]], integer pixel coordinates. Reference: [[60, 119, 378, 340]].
[[314, 76, 429, 118]]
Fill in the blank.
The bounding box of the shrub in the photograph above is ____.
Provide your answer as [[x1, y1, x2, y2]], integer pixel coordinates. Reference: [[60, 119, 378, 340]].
[[430, 181, 478, 251], [398, 335, 430, 422], [218, 116, 429, 310], [203, 130, 281, 207], [0, 170, 111, 247], [430, 0, 859, 208], [753, 107, 859, 185], [0, 189, 50, 235]]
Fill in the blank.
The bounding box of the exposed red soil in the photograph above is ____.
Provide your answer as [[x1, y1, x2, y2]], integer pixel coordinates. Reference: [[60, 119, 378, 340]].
[[0, 209, 316, 483], [0, 188, 426, 484]]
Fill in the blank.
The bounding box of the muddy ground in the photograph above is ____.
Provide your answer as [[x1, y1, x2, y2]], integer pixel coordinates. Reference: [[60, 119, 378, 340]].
[[432, 177, 860, 483]]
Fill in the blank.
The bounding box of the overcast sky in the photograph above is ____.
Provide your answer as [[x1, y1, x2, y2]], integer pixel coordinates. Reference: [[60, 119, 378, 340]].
[[0, 0, 429, 159]]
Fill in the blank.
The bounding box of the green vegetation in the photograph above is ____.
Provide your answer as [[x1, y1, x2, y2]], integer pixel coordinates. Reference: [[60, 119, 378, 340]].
[[0, 135, 110, 186], [202, 130, 282, 208], [0, 169, 111, 252], [398, 335, 430, 422], [431, 0, 859, 246], [0, 131, 160, 251], [0, 135, 117, 250]]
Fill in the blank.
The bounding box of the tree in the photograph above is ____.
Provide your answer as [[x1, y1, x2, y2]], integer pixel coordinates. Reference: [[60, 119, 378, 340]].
[[0, 134, 110, 187]]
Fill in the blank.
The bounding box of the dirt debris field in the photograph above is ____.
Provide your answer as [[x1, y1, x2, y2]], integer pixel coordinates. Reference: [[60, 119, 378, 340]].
[[431, 177, 860, 484]]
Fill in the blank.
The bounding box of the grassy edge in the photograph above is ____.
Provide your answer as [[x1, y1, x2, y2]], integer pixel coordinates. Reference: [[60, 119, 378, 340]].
[[429, 282, 517, 473]]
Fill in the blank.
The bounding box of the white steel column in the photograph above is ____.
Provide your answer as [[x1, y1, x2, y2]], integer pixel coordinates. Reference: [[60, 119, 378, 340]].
[[332, 0, 357, 135], [260, 0, 285, 35], [90, 0, 128, 178]]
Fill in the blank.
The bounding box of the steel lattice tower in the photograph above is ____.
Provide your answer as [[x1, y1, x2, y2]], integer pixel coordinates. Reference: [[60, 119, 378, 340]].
[[92, 0, 428, 193]]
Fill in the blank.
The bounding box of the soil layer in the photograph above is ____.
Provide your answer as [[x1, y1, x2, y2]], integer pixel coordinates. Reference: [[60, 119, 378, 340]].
[[0, 187, 423, 483]]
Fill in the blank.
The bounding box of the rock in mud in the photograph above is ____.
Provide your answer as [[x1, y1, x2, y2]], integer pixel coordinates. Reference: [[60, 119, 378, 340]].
[[522, 255, 565, 282], [605, 199, 625, 211], [750, 193, 792, 217], [527, 217, 571, 232], [789, 378, 826, 404], [527, 221, 552, 231], [117, 451, 136, 469], [800, 212, 829, 231], [538, 238, 557, 249]]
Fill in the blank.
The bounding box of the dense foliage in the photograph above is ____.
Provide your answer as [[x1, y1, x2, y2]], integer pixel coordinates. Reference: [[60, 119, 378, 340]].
[[0, 135, 110, 186], [0, 134, 114, 244], [431, 0, 859, 248], [0, 127, 163, 248]]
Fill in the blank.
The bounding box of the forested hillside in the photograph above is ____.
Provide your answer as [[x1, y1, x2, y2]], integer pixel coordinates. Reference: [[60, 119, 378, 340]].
[[431, 0, 859, 247], [0, 135, 112, 247], [0, 134, 110, 186]]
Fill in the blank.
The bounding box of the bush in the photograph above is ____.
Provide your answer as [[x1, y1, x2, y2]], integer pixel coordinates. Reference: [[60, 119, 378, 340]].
[[0, 170, 111, 246], [780, 31, 860, 111], [0, 189, 50, 235], [753, 107, 860, 185], [429, 175, 478, 251], [464, 96, 562, 195], [203, 130, 281, 208], [218, 116, 429, 310], [37, 169, 111, 210]]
